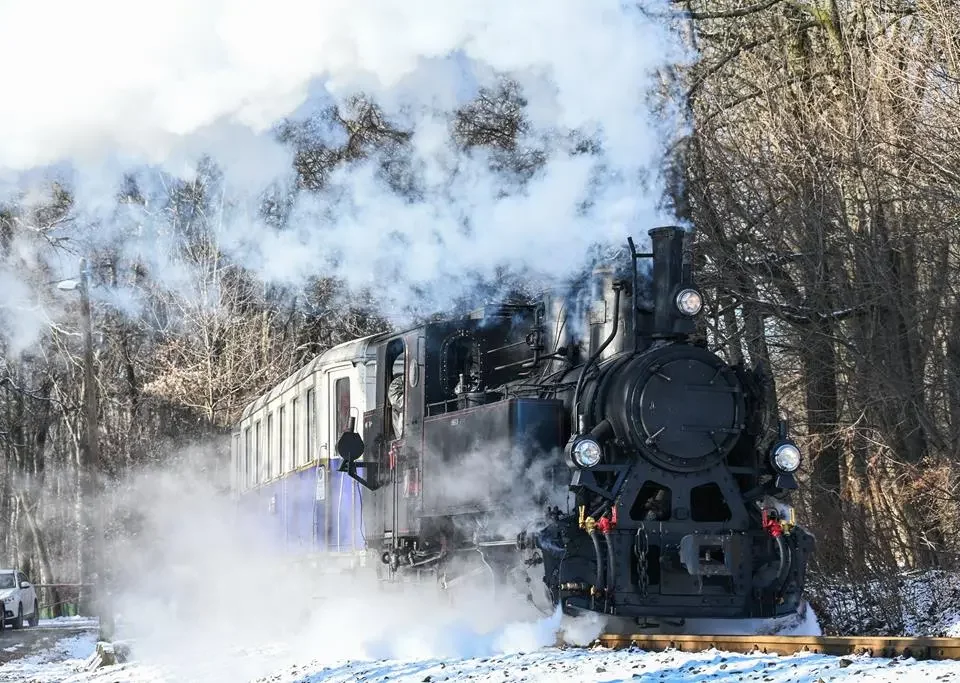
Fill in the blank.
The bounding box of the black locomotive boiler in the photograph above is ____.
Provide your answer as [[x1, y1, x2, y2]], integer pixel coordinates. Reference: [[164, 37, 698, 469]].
[[336, 225, 814, 623]]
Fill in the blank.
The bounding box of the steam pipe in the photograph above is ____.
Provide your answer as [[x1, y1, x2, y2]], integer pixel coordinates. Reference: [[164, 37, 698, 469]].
[[774, 535, 791, 588], [754, 535, 791, 589], [604, 531, 616, 613], [588, 529, 603, 611], [572, 284, 623, 432]]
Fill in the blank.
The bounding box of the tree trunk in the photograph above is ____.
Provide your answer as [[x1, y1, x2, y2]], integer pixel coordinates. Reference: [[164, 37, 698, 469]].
[[801, 323, 844, 572], [18, 494, 61, 618]]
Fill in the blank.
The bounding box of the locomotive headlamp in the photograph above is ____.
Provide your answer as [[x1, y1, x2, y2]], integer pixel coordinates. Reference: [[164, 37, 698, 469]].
[[772, 442, 801, 473], [571, 438, 602, 468], [676, 288, 703, 316]]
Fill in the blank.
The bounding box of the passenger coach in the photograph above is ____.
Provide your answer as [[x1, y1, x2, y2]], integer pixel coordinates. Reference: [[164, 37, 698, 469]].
[[229, 336, 378, 564]]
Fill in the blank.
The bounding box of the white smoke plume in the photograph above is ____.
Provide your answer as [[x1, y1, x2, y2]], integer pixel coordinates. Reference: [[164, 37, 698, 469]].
[[0, 0, 687, 347], [104, 450, 605, 682], [1, 2, 684, 674]]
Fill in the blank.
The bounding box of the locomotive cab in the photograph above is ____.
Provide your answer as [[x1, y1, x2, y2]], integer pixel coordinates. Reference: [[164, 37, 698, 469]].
[[339, 306, 569, 574]]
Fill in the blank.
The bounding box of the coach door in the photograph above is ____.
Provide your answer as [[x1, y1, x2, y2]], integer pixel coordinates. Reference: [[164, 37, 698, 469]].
[[327, 369, 358, 552]]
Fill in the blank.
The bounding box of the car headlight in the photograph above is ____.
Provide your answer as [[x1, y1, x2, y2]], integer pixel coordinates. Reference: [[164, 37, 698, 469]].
[[1, 595, 14, 603], [572, 439, 602, 468], [676, 288, 703, 316], [772, 443, 801, 473]]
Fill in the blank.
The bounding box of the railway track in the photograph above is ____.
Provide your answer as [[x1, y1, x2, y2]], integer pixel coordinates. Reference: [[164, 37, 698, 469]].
[[595, 633, 960, 661]]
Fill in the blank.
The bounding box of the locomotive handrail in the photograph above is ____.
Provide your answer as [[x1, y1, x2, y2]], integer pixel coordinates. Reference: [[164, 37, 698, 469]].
[[424, 390, 509, 416]]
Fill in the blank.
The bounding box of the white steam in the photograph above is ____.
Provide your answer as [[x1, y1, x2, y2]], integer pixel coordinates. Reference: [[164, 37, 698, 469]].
[[3, 2, 683, 671], [0, 0, 686, 347], [1, 1, 675, 171], [105, 452, 604, 682]]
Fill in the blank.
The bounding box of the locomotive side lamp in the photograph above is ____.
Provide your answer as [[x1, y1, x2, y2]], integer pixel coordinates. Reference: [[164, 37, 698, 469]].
[[565, 418, 614, 468], [770, 441, 801, 473], [675, 288, 703, 316], [337, 416, 382, 490], [570, 438, 602, 468], [769, 440, 801, 490]]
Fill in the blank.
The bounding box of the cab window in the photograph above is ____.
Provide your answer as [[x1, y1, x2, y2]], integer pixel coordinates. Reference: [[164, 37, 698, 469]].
[[385, 339, 406, 440]]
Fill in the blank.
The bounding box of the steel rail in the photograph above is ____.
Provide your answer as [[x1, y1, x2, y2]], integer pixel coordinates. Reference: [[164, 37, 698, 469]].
[[595, 633, 960, 660]]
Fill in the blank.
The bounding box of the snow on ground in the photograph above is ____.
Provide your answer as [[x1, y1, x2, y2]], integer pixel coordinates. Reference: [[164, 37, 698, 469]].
[[0, 631, 99, 683], [258, 647, 960, 683], [7, 581, 960, 682], [0, 601, 958, 683], [7, 634, 960, 683], [810, 569, 960, 636]]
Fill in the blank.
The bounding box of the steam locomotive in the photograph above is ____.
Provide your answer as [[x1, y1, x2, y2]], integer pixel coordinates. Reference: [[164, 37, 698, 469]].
[[231, 225, 813, 624]]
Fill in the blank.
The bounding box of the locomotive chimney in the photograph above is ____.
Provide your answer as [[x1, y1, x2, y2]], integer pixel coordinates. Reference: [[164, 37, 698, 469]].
[[649, 226, 698, 338]]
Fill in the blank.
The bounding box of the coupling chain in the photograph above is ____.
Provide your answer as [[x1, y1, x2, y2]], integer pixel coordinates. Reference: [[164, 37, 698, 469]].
[[636, 525, 649, 597]]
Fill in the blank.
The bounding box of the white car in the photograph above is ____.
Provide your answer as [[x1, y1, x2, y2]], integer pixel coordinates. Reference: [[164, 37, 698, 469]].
[[0, 569, 39, 630]]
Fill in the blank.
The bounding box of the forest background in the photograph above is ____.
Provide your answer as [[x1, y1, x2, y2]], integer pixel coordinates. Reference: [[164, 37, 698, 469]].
[[2, 0, 956, 636]]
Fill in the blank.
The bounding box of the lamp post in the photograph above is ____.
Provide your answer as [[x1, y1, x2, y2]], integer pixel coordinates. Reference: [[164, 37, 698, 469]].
[[57, 258, 112, 640]]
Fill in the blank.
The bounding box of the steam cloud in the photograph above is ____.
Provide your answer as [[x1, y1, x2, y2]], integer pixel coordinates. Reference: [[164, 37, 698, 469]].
[[106, 451, 606, 682], [2, 2, 684, 676], [0, 0, 686, 349]]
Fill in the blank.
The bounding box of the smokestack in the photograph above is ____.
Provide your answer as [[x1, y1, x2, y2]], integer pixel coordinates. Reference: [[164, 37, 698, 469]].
[[649, 225, 696, 338]]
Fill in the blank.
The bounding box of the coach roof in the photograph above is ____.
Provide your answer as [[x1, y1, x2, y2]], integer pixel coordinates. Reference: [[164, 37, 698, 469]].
[[238, 333, 382, 421]]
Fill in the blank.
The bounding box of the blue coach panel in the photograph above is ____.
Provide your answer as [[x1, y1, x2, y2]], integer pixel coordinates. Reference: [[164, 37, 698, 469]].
[[266, 478, 286, 551], [237, 481, 286, 554], [282, 467, 316, 554], [328, 458, 364, 551]]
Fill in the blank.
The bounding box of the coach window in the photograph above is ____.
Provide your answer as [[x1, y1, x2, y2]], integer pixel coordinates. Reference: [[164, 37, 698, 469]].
[[291, 397, 299, 468], [255, 420, 262, 484], [267, 413, 274, 480], [244, 426, 252, 489], [335, 378, 350, 439], [306, 388, 316, 462], [279, 405, 286, 475], [233, 434, 240, 490]]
